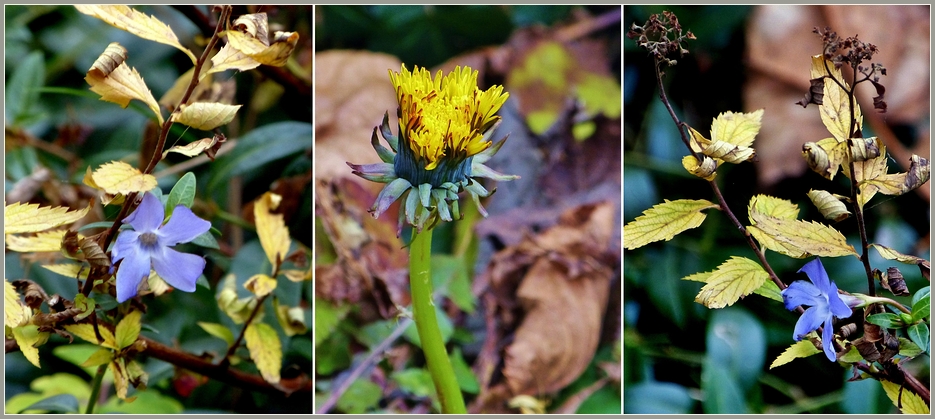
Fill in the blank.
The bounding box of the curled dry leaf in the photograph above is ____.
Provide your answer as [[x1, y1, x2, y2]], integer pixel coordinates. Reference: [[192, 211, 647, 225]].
[[85, 42, 164, 125], [224, 28, 299, 68], [171, 102, 241, 131], [232, 13, 269, 45], [163, 134, 226, 160], [487, 202, 615, 396], [75, 5, 197, 63], [807, 189, 850, 222]]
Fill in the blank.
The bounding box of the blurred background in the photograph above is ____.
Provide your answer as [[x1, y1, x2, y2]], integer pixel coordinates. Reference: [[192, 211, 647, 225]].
[[623, 5, 930, 414], [315, 5, 621, 414]]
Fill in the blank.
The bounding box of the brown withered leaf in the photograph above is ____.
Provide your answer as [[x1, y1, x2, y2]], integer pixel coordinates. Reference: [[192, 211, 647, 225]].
[[486, 202, 615, 396]]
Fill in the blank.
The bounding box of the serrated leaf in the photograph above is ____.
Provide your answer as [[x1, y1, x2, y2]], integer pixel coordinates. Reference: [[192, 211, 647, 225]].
[[749, 211, 857, 258], [802, 137, 847, 180], [245, 322, 282, 384], [846, 140, 888, 209], [747, 194, 799, 222], [809, 55, 862, 142], [84, 42, 164, 125], [91, 161, 157, 195], [689, 256, 769, 309], [807, 189, 850, 222], [623, 199, 719, 250], [863, 154, 931, 197], [165, 172, 196, 218], [115, 310, 141, 350], [5, 202, 92, 235], [197, 322, 234, 346], [12, 324, 43, 368], [63, 324, 117, 349], [244, 274, 277, 298], [163, 136, 219, 158], [5, 279, 30, 328], [5, 229, 70, 253], [226, 30, 299, 67], [81, 348, 114, 367], [769, 340, 821, 369], [171, 102, 241, 131], [880, 380, 930, 414], [75, 5, 197, 64], [702, 140, 755, 164], [40, 264, 90, 280], [711, 109, 764, 148], [255, 192, 292, 267], [209, 43, 261, 74]]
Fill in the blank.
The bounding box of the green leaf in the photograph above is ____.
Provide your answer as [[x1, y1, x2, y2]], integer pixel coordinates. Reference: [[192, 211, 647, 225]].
[[769, 340, 821, 369], [336, 379, 382, 414], [866, 313, 903, 329], [165, 172, 196, 218], [450, 347, 479, 394], [912, 294, 930, 322], [207, 121, 311, 191], [431, 255, 475, 314], [838, 345, 863, 363], [98, 389, 184, 414], [391, 368, 436, 399], [751, 279, 783, 303], [315, 297, 351, 347], [907, 323, 929, 354], [197, 322, 234, 346], [687, 256, 769, 309], [20, 394, 79, 414], [912, 286, 931, 308], [6, 51, 45, 125], [114, 310, 141, 350], [81, 347, 114, 367], [623, 199, 719, 250], [190, 230, 220, 249], [898, 337, 924, 358]]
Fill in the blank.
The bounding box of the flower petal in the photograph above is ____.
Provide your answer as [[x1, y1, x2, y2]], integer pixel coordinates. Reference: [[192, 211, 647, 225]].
[[111, 230, 141, 264], [821, 317, 837, 361], [827, 283, 853, 319], [158, 205, 211, 246], [151, 248, 204, 292], [781, 280, 824, 310], [116, 246, 151, 303], [473, 134, 508, 165], [798, 258, 833, 295], [124, 192, 164, 232], [347, 162, 397, 183], [792, 305, 827, 341], [371, 126, 396, 163], [471, 162, 520, 182], [371, 177, 412, 219]]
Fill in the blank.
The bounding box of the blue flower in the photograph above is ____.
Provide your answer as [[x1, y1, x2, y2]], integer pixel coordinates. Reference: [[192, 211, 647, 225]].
[[781, 258, 853, 361], [111, 192, 211, 303]]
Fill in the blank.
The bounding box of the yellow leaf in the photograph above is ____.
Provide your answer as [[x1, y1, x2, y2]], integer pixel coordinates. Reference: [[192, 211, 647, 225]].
[[73, 294, 95, 322], [748, 225, 807, 259], [163, 136, 219, 158], [750, 213, 857, 258], [115, 310, 141, 350], [81, 348, 114, 368], [226, 30, 299, 67], [160, 60, 214, 109], [5, 229, 71, 253], [255, 192, 292, 267], [11, 325, 43, 368], [63, 324, 118, 350], [846, 141, 889, 209], [686, 125, 710, 154], [209, 43, 262, 74], [83, 167, 125, 206], [91, 161, 157, 195], [807, 189, 850, 222], [802, 137, 847, 180], [84, 42, 164, 125], [5, 279, 30, 328], [274, 298, 308, 337], [244, 274, 277, 298], [170, 102, 241, 131], [863, 154, 931, 197], [681, 154, 718, 180], [747, 194, 799, 222], [281, 269, 310, 283], [5, 201, 91, 235], [809, 55, 862, 142], [147, 271, 170, 296], [75, 5, 197, 64], [111, 359, 131, 400], [623, 199, 719, 250], [197, 322, 234, 346], [871, 244, 926, 265], [701, 140, 756, 164], [217, 274, 258, 324], [245, 322, 282, 384], [690, 256, 769, 309], [711, 109, 764, 148], [41, 263, 90, 280], [880, 380, 930, 414], [769, 340, 821, 369]]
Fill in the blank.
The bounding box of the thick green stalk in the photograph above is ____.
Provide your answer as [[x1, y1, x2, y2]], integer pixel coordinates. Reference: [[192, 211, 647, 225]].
[[409, 227, 466, 413], [85, 364, 107, 414]]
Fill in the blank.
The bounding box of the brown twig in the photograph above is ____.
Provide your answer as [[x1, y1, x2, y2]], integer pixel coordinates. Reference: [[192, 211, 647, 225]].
[[219, 294, 269, 369]]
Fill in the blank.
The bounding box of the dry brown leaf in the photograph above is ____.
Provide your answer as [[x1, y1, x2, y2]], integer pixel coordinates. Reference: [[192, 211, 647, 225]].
[[226, 30, 299, 67], [85, 43, 164, 125]]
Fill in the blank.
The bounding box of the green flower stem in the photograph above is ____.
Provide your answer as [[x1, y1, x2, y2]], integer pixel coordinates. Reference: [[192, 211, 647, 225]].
[[85, 364, 107, 414], [409, 227, 466, 414]]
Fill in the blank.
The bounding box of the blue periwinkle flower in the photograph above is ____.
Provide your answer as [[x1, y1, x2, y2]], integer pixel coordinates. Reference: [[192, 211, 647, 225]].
[[781, 258, 853, 361], [111, 192, 211, 302]]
